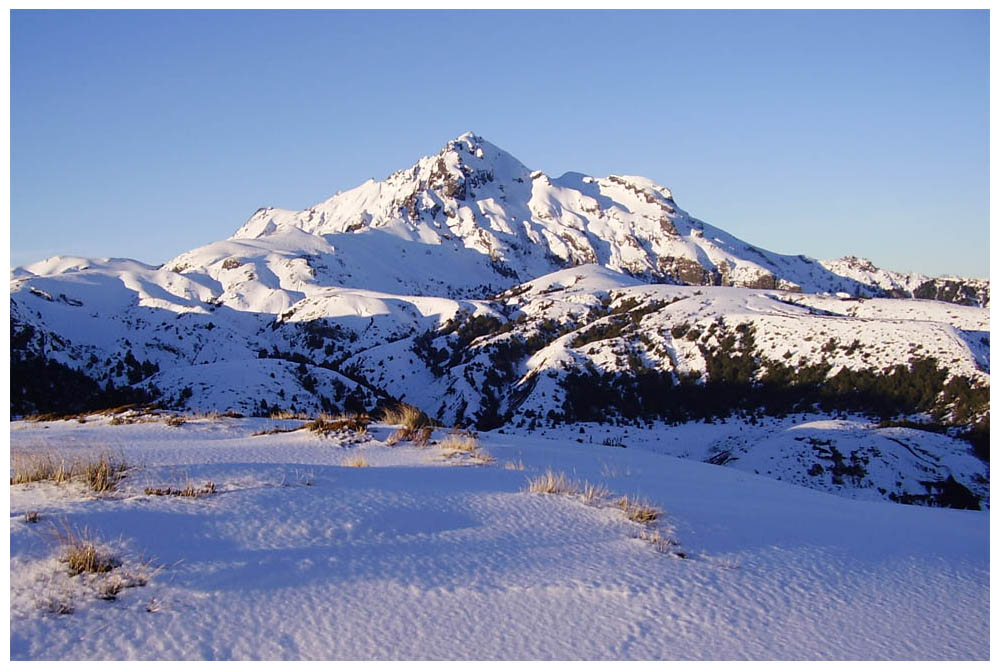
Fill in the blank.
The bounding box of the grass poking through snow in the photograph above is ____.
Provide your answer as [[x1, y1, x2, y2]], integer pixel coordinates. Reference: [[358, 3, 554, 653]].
[[11, 452, 129, 493], [305, 412, 370, 435], [382, 403, 432, 445], [438, 430, 494, 464], [616, 495, 661, 524], [524, 469, 683, 556], [341, 455, 370, 468], [57, 527, 121, 576], [526, 469, 578, 495], [144, 481, 217, 498]]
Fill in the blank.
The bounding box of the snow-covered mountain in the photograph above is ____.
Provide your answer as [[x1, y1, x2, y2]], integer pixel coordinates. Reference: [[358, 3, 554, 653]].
[[10, 133, 990, 509], [152, 132, 987, 305]]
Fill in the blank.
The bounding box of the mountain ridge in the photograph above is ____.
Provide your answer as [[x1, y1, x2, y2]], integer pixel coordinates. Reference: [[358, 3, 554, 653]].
[[208, 132, 986, 305]]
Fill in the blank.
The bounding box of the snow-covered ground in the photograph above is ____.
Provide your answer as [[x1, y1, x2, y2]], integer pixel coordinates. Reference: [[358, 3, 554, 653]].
[[10, 415, 988, 660]]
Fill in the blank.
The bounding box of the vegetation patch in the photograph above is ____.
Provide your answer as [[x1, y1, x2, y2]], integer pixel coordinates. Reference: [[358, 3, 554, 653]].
[[526, 469, 578, 495], [616, 495, 661, 524], [305, 412, 371, 435], [251, 424, 307, 436], [341, 455, 370, 468], [58, 527, 121, 576], [144, 481, 217, 498], [11, 452, 129, 493], [558, 320, 990, 469], [383, 403, 433, 445]]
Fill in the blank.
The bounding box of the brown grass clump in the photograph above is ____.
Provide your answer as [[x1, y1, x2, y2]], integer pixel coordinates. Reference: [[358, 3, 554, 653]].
[[437, 431, 494, 464], [10, 453, 73, 486], [58, 528, 121, 576], [341, 455, 370, 468], [468, 450, 495, 465], [380, 403, 430, 429], [581, 481, 611, 506], [83, 454, 129, 493], [164, 416, 186, 427], [22, 411, 79, 422], [385, 429, 409, 446], [438, 433, 479, 458], [382, 403, 433, 444], [251, 424, 306, 436], [414, 425, 433, 447], [11, 452, 128, 493], [503, 460, 526, 471], [526, 469, 578, 495], [616, 495, 661, 524], [144, 481, 217, 498], [24, 511, 41, 524], [305, 412, 371, 435], [269, 409, 305, 420]]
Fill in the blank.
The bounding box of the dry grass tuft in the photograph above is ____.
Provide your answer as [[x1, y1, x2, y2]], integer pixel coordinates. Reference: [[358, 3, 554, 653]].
[[22, 411, 79, 422], [164, 416, 186, 427], [305, 412, 370, 435], [10, 453, 73, 485], [83, 454, 129, 493], [636, 528, 679, 554], [24, 510, 41, 524], [251, 424, 306, 436], [381, 403, 431, 431], [269, 409, 306, 420], [341, 455, 370, 468], [503, 460, 526, 471], [437, 431, 494, 464], [616, 495, 661, 524], [144, 481, 216, 498], [11, 452, 128, 493], [385, 428, 409, 445], [22, 404, 160, 423], [58, 527, 121, 576], [414, 425, 433, 447], [526, 469, 578, 495], [581, 481, 611, 506], [438, 433, 479, 458], [469, 450, 495, 465]]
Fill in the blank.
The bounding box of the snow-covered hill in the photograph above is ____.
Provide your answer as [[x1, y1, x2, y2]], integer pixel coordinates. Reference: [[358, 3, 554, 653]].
[[10, 134, 990, 510], [9, 416, 989, 659]]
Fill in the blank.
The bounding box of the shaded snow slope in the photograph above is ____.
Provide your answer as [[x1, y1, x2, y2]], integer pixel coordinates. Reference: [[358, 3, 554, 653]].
[[9, 418, 989, 660]]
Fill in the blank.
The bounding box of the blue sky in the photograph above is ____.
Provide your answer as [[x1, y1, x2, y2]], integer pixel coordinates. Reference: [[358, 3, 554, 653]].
[[11, 9, 989, 277]]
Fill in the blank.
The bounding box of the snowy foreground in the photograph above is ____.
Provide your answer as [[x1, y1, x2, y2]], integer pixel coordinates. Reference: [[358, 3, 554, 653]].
[[10, 415, 989, 660]]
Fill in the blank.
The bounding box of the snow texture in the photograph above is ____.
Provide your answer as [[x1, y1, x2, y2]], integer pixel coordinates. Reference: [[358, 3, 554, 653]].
[[9, 416, 989, 660]]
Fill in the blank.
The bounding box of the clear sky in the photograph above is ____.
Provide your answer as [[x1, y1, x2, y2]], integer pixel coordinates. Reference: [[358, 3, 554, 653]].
[[10, 9, 990, 277]]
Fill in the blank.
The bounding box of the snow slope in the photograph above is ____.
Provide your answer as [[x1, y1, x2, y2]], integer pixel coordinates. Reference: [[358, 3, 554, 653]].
[[9, 416, 988, 660]]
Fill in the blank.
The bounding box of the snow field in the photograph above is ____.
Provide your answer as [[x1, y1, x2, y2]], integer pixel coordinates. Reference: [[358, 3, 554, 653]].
[[10, 417, 988, 659]]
